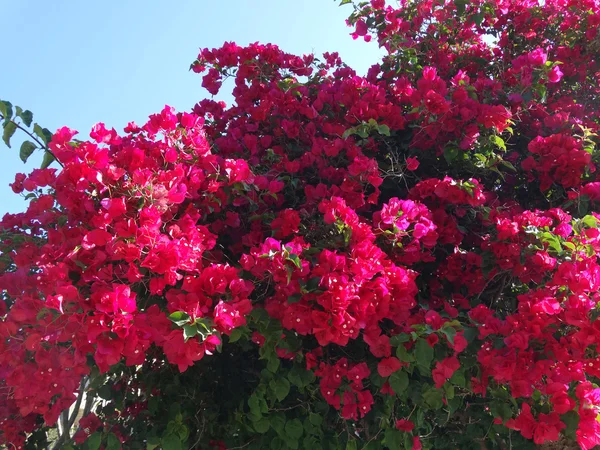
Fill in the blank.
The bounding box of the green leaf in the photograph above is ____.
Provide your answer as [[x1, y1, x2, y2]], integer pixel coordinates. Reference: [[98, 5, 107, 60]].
[[448, 396, 463, 414], [106, 433, 120, 450], [19, 141, 37, 163], [254, 417, 271, 434], [396, 343, 415, 363], [302, 367, 315, 385], [450, 369, 466, 387], [305, 277, 321, 292], [309, 413, 322, 426], [340, 0, 353, 4], [423, 387, 444, 409], [490, 402, 512, 422], [40, 151, 56, 169], [19, 109, 33, 127], [535, 83, 547, 102], [248, 394, 262, 417], [383, 429, 403, 450], [415, 339, 434, 370], [389, 370, 409, 395], [182, 324, 197, 341], [357, 126, 369, 139], [270, 413, 286, 436], [444, 383, 455, 400], [285, 418, 304, 440], [403, 432, 414, 450], [0, 100, 13, 120], [33, 123, 49, 144], [378, 124, 391, 136], [443, 146, 459, 164], [583, 215, 598, 228], [147, 436, 161, 447], [271, 377, 291, 402], [585, 244, 595, 257], [578, 196, 590, 216], [288, 293, 302, 304], [2, 121, 17, 148], [287, 253, 302, 269], [500, 160, 516, 171], [267, 355, 280, 373], [441, 326, 456, 345], [540, 232, 562, 253], [561, 411, 579, 440], [168, 311, 191, 327], [288, 364, 314, 388], [346, 440, 358, 450], [471, 11, 484, 26], [270, 437, 284, 450], [87, 432, 102, 450], [490, 135, 506, 151], [455, 0, 467, 14], [161, 434, 182, 450], [463, 326, 478, 343], [389, 333, 410, 346], [229, 327, 243, 343]]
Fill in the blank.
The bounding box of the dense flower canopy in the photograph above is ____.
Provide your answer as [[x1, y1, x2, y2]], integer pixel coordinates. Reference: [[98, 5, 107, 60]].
[[2, 0, 600, 449]]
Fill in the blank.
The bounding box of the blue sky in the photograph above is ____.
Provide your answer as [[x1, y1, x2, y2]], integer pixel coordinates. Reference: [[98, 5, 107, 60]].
[[0, 0, 383, 215]]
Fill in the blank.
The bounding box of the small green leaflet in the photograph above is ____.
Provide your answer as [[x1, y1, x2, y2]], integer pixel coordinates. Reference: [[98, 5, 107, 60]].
[[86, 432, 102, 450], [161, 434, 182, 450], [18, 109, 33, 127], [106, 433, 120, 450], [415, 338, 434, 369], [168, 311, 191, 326], [2, 121, 17, 147], [41, 151, 56, 169], [254, 417, 270, 433], [389, 370, 409, 394], [0, 100, 13, 119], [20, 141, 37, 163], [271, 377, 291, 401], [285, 418, 303, 440]]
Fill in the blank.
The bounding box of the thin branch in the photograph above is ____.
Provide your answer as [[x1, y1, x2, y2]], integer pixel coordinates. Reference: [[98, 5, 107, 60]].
[[82, 390, 95, 417], [51, 376, 88, 450], [228, 440, 256, 450], [59, 410, 70, 440], [0, 114, 64, 168]]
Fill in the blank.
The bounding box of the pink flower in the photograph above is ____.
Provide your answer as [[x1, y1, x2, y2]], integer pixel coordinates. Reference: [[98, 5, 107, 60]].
[[528, 48, 548, 66], [582, 182, 600, 201], [423, 90, 450, 114], [432, 356, 460, 388], [354, 20, 368, 37], [548, 65, 563, 83], [395, 419, 415, 432], [406, 157, 420, 171], [377, 357, 403, 377]]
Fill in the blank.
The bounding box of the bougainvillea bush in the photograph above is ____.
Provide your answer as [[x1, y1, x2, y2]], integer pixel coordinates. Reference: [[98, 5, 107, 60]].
[[2, 0, 600, 448]]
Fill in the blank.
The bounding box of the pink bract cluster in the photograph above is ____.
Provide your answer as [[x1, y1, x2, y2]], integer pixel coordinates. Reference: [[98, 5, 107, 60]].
[[2, 0, 600, 448]]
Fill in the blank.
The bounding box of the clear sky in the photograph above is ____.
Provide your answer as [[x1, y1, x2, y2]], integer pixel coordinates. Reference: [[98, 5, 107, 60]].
[[0, 0, 383, 215]]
